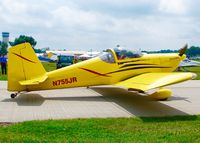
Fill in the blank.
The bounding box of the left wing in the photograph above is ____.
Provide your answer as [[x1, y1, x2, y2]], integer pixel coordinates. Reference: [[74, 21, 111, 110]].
[[115, 72, 196, 92]]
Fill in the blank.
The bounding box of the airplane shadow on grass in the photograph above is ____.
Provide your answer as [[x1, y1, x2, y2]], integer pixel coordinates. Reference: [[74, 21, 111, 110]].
[[2, 86, 190, 117]]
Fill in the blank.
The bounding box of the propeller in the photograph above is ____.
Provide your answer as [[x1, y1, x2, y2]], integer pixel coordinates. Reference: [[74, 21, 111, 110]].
[[179, 44, 188, 56]]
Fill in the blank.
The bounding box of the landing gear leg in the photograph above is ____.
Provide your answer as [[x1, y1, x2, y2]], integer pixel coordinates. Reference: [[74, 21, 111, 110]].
[[10, 92, 20, 98]]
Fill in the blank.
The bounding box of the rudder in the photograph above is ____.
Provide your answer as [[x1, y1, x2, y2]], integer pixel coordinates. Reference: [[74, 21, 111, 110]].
[[8, 43, 46, 91]]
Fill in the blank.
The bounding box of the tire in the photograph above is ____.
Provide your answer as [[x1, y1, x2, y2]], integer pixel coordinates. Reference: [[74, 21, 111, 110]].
[[11, 93, 17, 98]]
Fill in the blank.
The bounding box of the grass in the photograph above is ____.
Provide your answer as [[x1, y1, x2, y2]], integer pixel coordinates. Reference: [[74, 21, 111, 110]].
[[41, 62, 56, 72], [0, 74, 7, 80], [0, 116, 200, 142], [181, 66, 200, 80]]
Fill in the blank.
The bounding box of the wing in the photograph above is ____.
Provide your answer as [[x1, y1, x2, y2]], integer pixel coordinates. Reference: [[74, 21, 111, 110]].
[[19, 75, 48, 85], [115, 72, 196, 92]]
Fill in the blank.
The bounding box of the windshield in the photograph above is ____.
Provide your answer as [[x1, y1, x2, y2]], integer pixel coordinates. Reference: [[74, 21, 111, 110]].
[[99, 52, 115, 63], [114, 48, 143, 60]]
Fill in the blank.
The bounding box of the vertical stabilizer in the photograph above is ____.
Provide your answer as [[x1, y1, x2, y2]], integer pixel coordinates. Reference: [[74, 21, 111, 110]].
[[8, 43, 46, 91]]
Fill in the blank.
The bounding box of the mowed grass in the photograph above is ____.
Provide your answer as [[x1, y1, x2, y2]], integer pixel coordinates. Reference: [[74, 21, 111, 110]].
[[41, 62, 56, 72], [182, 66, 200, 80], [0, 116, 200, 142], [0, 74, 7, 80]]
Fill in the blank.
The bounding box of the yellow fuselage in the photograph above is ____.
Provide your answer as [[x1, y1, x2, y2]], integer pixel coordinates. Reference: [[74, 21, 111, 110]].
[[27, 53, 183, 91]]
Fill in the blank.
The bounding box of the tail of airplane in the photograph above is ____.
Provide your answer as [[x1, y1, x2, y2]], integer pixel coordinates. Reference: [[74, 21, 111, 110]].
[[8, 43, 46, 91]]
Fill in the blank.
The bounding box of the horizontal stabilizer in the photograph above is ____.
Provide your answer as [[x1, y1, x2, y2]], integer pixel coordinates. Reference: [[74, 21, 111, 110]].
[[115, 72, 196, 92], [19, 75, 48, 85]]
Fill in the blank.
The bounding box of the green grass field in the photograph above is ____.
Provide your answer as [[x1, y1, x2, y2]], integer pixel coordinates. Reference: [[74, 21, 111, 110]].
[[41, 62, 56, 72], [0, 116, 200, 142], [182, 66, 200, 80], [0, 74, 7, 80]]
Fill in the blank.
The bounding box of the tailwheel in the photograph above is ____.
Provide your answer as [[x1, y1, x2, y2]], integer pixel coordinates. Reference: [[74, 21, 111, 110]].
[[148, 88, 172, 101], [10, 93, 18, 99]]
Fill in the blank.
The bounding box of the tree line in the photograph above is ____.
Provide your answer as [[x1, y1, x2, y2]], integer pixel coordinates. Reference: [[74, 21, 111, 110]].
[[143, 46, 200, 57], [186, 46, 200, 57], [0, 35, 43, 55]]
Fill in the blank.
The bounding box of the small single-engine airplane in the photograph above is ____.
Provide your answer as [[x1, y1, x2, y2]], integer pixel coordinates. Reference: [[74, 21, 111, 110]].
[[8, 43, 196, 100]]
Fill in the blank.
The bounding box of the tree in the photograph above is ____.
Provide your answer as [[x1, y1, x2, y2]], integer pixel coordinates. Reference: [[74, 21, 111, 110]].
[[0, 42, 8, 55], [34, 48, 44, 53], [187, 46, 200, 57], [11, 35, 37, 48]]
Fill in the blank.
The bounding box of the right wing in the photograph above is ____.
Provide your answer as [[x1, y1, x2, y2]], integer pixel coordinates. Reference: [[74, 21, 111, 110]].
[[115, 72, 196, 92]]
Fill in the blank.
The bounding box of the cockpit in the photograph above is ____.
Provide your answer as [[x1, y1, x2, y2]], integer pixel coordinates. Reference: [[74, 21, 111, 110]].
[[113, 48, 143, 60], [99, 51, 115, 63], [99, 48, 143, 63]]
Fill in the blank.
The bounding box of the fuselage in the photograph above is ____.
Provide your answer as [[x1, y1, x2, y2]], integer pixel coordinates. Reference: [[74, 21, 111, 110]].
[[27, 50, 184, 91]]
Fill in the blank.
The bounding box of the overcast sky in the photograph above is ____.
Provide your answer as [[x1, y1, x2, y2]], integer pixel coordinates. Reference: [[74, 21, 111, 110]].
[[0, 0, 200, 51]]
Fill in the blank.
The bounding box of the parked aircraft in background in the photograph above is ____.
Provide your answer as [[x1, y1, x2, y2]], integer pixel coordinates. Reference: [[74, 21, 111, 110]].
[[46, 50, 86, 56], [36, 54, 56, 62], [46, 50, 100, 58], [56, 54, 75, 69], [179, 58, 200, 67], [8, 43, 196, 100], [46, 50, 100, 68], [78, 51, 100, 60], [36, 50, 100, 65]]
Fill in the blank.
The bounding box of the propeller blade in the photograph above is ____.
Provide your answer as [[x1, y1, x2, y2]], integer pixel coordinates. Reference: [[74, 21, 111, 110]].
[[179, 44, 188, 56]]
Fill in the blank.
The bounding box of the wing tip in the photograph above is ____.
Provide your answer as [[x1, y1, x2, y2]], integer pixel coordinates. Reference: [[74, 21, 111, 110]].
[[192, 73, 197, 79]]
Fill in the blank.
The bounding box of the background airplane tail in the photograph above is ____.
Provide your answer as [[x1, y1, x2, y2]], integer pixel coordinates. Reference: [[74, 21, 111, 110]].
[[8, 43, 46, 91]]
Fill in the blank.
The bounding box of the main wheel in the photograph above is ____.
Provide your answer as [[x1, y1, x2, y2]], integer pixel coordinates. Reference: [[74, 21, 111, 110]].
[[11, 93, 17, 98], [148, 88, 172, 101], [159, 98, 168, 101]]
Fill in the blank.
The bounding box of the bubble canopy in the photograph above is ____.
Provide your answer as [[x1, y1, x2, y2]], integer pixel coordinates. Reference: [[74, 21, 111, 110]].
[[99, 48, 143, 63]]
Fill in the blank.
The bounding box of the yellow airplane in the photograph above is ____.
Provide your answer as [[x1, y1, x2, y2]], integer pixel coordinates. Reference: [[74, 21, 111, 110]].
[[8, 43, 196, 100]]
